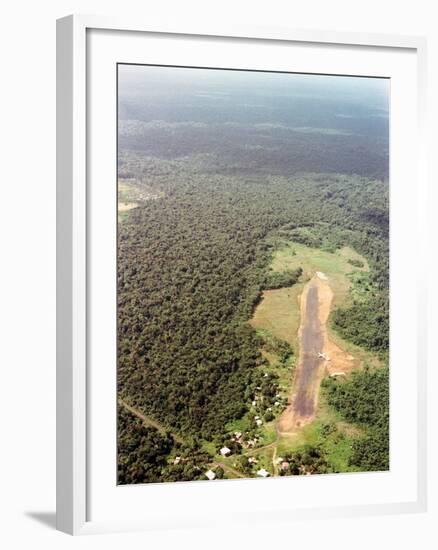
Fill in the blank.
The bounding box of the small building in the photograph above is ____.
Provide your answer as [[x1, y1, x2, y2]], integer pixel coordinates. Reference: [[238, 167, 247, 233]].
[[205, 469, 216, 481], [220, 446, 231, 457], [257, 468, 270, 478]]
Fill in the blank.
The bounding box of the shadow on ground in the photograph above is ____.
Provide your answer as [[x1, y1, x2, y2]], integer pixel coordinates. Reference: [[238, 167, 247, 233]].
[[25, 511, 56, 530]]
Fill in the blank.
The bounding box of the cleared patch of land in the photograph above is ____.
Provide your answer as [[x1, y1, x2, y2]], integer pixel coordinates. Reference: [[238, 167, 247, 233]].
[[278, 276, 330, 433], [250, 241, 376, 364], [246, 240, 371, 473], [270, 241, 368, 308], [278, 273, 359, 434], [118, 178, 164, 221], [119, 202, 138, 212], [118, 180, 140, 211]]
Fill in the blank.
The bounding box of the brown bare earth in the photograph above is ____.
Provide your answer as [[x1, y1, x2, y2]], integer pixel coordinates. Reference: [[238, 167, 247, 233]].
[[277, 273, 358, 434]]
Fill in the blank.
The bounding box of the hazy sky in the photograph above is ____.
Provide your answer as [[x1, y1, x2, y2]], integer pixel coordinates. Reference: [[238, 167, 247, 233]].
[[118, 64, 389, 113]]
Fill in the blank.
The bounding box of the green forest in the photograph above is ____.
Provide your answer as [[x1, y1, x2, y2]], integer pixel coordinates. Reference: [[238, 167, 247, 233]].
[[323, 367, 389, 471], [117, 154, 390, 482]]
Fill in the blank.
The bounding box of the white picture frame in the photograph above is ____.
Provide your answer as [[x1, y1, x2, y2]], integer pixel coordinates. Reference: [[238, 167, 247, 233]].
[[57, 14, 428, 535]]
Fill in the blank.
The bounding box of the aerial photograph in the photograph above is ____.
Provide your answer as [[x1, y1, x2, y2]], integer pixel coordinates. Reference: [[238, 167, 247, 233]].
[[117, 64, 389, 484]]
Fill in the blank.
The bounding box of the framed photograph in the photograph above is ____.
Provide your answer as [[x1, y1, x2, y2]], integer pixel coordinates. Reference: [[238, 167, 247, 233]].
[[57, 15, 427, 535]]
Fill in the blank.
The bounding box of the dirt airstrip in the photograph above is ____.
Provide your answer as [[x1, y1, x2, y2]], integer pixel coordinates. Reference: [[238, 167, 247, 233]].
[[277, 273, 358, 435]]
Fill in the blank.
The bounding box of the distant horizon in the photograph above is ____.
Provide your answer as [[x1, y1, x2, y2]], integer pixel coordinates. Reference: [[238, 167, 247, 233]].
[[117, 63, 389, 180], [118, 64, 389, 133]]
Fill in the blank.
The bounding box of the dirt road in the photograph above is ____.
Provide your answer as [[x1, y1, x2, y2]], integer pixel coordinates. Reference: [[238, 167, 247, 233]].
[[118, 398, 185, 444]]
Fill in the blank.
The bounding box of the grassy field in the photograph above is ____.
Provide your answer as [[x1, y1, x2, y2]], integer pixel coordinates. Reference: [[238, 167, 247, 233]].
[[251, 288, 301, 347], [270, 240, 369, 307], [250, 241, 369, 350]]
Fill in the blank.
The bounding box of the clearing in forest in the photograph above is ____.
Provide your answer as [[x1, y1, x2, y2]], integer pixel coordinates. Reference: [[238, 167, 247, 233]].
[[247, 240, 371, 469], [118, 178, 164, 222], [250, 240, 369, 350]]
